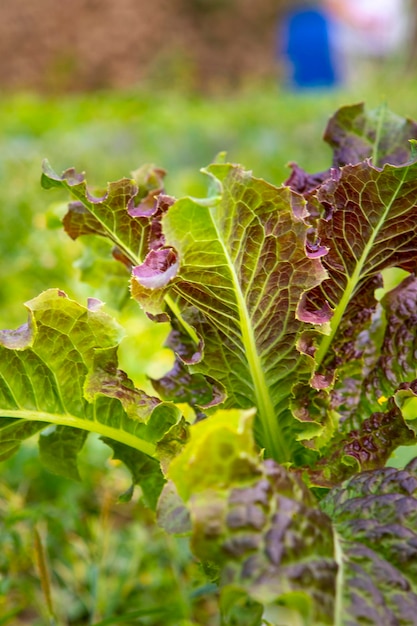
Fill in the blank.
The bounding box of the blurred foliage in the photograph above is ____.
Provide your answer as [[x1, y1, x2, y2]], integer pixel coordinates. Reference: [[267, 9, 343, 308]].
[[0, 438, 218, 625], [3, 77, 417, 329], [2, 76, 417, 623]]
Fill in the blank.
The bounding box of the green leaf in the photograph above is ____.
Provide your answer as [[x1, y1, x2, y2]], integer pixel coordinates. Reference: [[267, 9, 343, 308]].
[[219, 587, 264, 626], [102, 439, 165, 509], [41, 159, 332, 463], [0, 419, 47, 461], [39, 426, 88, 481], [0, 289, 181, 489], [168, 408, 259, 502], [134, 163, 329, 462]]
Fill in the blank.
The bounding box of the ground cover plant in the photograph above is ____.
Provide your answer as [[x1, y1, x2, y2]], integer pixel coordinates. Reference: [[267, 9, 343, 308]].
[[3, 101, 417, 624]]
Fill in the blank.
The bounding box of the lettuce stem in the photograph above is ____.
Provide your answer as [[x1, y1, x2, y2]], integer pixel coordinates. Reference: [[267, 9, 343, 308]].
[[0, 410, 157, 457], [209, 212, 289, 463]]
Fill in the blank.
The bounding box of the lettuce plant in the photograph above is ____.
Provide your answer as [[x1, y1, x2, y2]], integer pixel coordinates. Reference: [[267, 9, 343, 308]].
[[2, 103, 417, 624]]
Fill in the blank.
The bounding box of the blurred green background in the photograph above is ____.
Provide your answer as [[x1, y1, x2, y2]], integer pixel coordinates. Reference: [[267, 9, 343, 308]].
[[2, 57, 417, 625]]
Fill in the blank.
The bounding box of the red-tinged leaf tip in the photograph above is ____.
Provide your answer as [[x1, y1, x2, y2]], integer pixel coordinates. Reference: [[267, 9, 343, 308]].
[[42, 161, 86, 186], [297, 292, 333, 324], [41, 160, 85, 186], [165, 318, 204, 365], [87, 298, 104, 312], [297, 331, 317, 358], [311, 371, 334, 390], [0, 322, 33, 350], [132, 248, 179, 290], [62, 167, 86, 187], [305, 235, 329, 259], [285, 161, 332, 195], [128, 192, 174, 218], [127, 195, 160, 218], [85, 188, 110, 204]]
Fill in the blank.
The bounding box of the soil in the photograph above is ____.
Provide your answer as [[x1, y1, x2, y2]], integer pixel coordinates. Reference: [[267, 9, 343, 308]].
[[0, 0, 287, 92]]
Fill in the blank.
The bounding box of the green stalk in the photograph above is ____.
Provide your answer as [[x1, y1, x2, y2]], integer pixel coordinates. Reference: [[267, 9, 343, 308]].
[[211, 217, 288, 463], [0, 410, 156, 457], [237, 299, 288, 462]]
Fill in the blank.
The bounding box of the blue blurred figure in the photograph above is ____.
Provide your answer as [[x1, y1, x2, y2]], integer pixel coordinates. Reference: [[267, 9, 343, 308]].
[[279, 3, 341, 89]]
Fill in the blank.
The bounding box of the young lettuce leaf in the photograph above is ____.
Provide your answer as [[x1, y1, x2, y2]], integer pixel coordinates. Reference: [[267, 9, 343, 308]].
[[0, 289, 182, 506], [324, 102, 417, 168], [286, 102, 417, 192]]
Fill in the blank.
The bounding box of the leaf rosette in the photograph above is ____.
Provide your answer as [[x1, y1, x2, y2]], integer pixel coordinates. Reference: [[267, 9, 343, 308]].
[[4, 101, 417, 624]]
